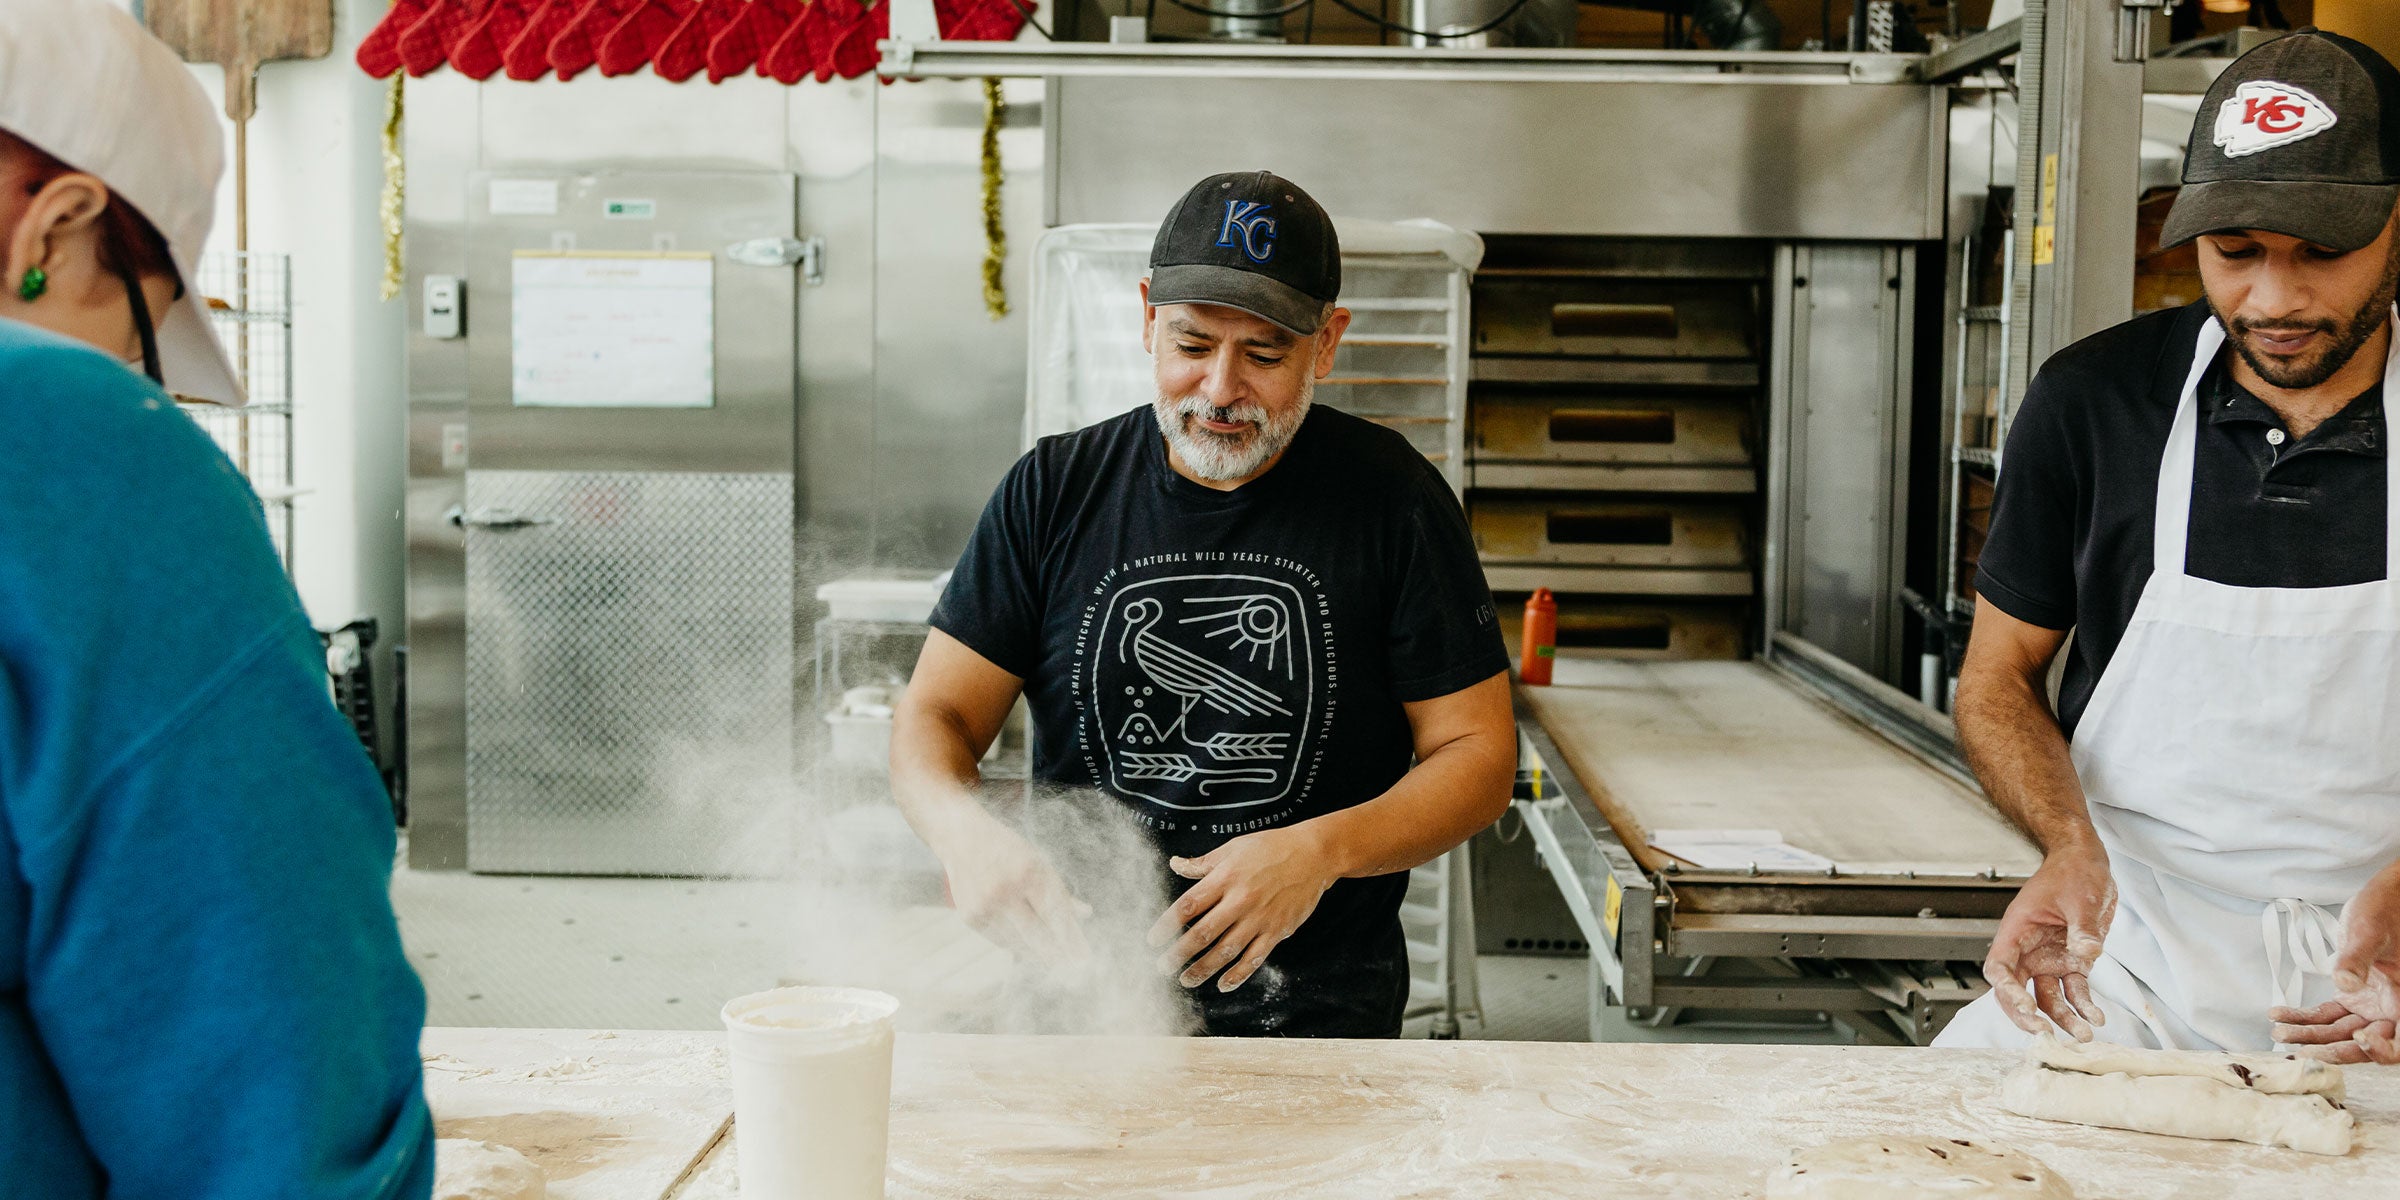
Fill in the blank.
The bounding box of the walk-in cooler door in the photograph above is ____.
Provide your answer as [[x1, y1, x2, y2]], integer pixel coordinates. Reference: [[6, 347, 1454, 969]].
[[458, 169, 797, 875]]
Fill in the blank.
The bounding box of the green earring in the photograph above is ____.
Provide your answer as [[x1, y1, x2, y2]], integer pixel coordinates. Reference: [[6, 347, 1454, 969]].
[[17, 267, 45, 302]]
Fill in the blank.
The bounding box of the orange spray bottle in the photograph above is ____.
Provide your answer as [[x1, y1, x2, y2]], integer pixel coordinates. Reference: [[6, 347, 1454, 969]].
[[1520, 588, 1557, 686]]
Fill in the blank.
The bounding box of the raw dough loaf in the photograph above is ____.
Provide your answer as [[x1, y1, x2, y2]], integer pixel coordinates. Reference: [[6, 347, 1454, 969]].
[[1765, 1135, 2073, 1198], [1998, 1066, 2354, 1156], [2030, 1034, 2343, 1100], [433, 1138, 546, 1200]]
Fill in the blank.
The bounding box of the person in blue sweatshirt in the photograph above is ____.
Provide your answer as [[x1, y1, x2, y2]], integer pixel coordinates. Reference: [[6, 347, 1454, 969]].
[[0, 3, 433, 1196]]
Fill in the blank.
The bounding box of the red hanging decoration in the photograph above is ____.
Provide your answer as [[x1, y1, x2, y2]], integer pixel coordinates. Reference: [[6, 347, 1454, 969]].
[[367, 0, 1025, 84], [760, 0, 826, 85], [654, 0, 739, 82], [704, 0, 798, 82], [936, 0, 1028, 42], [357, 0, 436, 78], [451, 0, 537, 79], [814, 0, 882, 84], [548, 0, 640, 80], [502, 0, 578, 80], [397, 0, 484, 77], [598, 0, 692, 77]]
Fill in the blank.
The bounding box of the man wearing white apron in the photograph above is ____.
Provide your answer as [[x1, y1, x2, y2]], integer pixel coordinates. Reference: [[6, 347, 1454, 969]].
[[1936, 29, 2400, 1062]]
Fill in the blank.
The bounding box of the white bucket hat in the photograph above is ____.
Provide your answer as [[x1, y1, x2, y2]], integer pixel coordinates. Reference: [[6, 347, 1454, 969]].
[[0, 0, 242, 405]]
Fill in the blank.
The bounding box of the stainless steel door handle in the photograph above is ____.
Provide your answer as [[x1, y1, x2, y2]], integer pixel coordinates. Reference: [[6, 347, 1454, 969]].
[[448, 505, 559, 531], [725, 235, 824, 285]]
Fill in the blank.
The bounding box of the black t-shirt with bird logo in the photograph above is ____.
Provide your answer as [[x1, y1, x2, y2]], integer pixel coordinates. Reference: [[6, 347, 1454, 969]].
[[933, 404, 1508, 1036]]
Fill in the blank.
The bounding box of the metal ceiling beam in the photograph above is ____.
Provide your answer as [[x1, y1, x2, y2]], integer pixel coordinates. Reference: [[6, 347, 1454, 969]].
[[877, 40, 1922, 85], [1908, 17, 2023, 84]]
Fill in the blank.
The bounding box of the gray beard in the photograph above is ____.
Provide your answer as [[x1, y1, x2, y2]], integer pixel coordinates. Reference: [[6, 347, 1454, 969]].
[[1153, 377, 1313, 482]]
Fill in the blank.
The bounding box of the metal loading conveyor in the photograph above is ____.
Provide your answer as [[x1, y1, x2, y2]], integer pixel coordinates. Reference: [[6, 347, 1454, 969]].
[[1514, 655, 2041, 1045]]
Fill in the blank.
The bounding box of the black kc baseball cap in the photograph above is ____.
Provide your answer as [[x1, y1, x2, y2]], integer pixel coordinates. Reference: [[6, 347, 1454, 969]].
[[2162, 28, 2400, 252], [1148, 171, 1341, 336]]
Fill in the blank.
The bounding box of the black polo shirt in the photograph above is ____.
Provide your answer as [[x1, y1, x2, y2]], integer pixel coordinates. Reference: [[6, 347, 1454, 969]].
[[1977, 301, 2389, 735]]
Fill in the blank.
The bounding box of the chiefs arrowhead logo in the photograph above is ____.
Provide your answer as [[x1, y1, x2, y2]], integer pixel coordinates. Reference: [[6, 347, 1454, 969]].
[[2214, 80, 2339, 159]]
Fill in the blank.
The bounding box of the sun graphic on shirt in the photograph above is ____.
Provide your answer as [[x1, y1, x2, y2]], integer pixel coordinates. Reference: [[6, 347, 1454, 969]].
[[1178, 593, 1295, 679]]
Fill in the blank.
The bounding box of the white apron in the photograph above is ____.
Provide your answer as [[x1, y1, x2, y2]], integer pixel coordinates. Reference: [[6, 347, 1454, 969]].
[[1938, 312, 2400, 1052]]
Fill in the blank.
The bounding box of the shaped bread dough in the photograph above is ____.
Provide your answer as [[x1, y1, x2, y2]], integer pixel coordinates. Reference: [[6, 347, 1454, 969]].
[[1999, 1066, 2353, 1156], [1765, 1135, 2074, 1198], [2029, 1034, 2342, 1100], [433, 1138, 546, 1200]]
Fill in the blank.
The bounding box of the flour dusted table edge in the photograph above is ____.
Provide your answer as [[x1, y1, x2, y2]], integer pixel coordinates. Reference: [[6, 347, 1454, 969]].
[[421, 1027, 733, 1200], [423, 1030, 2397, 1198]]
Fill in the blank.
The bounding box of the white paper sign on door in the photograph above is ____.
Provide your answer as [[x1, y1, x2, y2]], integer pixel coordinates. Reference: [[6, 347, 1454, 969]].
[[511, 252, 715, 409], [488, 179, 560, 216]]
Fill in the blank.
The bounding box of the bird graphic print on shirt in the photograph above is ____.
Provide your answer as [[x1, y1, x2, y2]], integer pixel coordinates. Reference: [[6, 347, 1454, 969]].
[[1076, 555, 1338, 834]]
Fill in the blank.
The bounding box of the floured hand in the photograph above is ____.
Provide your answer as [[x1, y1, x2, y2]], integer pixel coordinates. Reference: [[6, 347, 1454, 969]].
[[1149, 823, 1339, 993], [2273, 864, 2400, 1065], [939, 816, 1093, 965], [1983, 845, 2116, 1041], [2271, 975, 2399, 1065]]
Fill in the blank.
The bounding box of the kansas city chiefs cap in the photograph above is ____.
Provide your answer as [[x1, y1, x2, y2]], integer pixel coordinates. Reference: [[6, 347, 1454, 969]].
[[2161, 28, 2400, 252], [1148, 171, 1340, 336]]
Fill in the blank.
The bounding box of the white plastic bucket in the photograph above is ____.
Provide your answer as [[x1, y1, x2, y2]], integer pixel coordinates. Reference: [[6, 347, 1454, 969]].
[[720, 986, 900, 1199]]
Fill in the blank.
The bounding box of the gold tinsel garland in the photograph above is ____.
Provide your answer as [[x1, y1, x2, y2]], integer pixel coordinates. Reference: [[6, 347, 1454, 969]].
[[379, 73, 405, 302], [980, 77, 1008, 320]]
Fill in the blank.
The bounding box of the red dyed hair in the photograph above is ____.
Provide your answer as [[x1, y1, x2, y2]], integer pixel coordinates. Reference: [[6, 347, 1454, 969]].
[[0, 127, 182, 290]]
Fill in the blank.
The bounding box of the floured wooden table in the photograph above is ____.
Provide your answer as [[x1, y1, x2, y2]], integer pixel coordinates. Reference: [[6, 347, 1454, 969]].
[[422, 1028, 732, 1199], [424, 1030, 2400, 1198]]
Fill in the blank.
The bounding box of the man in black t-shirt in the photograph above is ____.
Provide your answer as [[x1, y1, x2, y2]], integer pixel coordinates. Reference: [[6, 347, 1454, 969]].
[[1936, 30, 2400, 1061], [888, 172, 1514, 1038]]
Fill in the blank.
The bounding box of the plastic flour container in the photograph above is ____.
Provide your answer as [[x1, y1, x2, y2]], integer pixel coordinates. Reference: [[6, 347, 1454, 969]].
[[720, 986, 901, 1198]]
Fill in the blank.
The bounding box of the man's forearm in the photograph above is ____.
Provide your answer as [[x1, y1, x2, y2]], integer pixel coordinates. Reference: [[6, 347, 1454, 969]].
[[888, 703, 1003, 859], [1298, 731, 1515, 880], [1954, 665, 2102, 857]]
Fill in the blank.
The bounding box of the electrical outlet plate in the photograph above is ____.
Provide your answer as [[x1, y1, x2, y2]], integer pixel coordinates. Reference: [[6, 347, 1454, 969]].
[[424, 274, 464, 339]]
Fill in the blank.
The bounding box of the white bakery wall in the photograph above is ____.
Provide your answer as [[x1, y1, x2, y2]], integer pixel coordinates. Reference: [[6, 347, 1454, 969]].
[[156, 0, 408, 702]]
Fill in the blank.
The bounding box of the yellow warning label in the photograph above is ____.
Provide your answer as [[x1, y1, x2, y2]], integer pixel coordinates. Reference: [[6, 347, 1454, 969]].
[[1604, 875, 1624, 939], [2033, 153, 2059, 266]]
